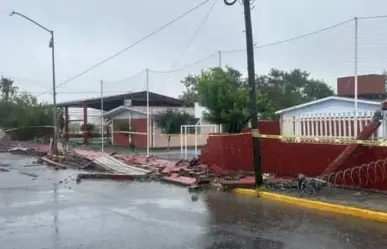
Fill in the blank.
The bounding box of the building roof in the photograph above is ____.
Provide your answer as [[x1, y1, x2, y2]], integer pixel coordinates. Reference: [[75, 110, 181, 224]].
[[103, 106, 147, 119], [57, 91, 193, 111], [275, 96, 381, 114]]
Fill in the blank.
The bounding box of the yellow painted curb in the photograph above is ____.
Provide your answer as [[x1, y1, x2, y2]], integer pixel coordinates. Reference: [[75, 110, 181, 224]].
[[232, 188, 387, 223]]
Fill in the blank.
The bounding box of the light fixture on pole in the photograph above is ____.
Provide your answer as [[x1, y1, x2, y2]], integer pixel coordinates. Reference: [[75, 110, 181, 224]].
[[10, 11, 58, 153]]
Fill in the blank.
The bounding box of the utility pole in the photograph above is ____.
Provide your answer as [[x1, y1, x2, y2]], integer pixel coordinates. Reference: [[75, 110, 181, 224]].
[[224, 0, 263, 186], [50, 30, 58, 153]]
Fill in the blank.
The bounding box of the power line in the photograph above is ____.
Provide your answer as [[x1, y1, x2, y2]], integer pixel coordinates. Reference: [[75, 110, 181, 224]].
[[24, 70, 146, 95], [30, 51, 217, 96], [358, 15, 387, 20], [223, 18, 355, 53], [0, 75, 50, 88], [33, 14, 387, 99], [138, 18, 357, 73], [103, 70, 145, 84], [16, 91, 52, 95], [37, 0, 211, 97], [172, 0, 217, 68], [157, 0, 217, 92], [149, 52, 218, 73]]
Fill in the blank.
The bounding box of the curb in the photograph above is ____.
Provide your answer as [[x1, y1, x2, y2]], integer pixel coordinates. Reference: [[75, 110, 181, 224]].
[[232, 188, 387, 223]]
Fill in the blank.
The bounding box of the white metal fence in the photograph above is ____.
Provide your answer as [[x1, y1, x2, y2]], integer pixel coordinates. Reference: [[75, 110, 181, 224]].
[[180, 124, 219, 159], [280, 111, 387, 140]]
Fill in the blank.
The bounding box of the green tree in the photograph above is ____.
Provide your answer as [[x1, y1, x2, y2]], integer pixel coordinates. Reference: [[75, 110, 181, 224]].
[[154, 108, 196, 150], [86, 123, 96, 137], [256, 69, 334, 111], [195, 67, 273, 133], [180, 67, 331, 132], [179, 75, 198, 102], [0, 76, 18, 102], [382, 70, 387, 92], [0, 93, 53, 141]]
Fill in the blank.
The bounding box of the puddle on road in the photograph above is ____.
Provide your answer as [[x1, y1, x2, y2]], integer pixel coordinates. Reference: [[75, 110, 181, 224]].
[[130, 198, 207, 213], [133, 198, 188, 209], [0, 187, 75, 209], [0, 205, 102, 237], [109, 206, 208, 233]]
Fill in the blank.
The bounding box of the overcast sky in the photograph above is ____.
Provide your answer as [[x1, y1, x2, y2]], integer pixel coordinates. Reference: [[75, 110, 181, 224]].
[[1, 0, 387, 105]]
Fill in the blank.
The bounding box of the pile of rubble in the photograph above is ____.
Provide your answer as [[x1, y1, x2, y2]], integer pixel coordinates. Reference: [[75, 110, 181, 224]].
[[112, 154, 257, 188], [1, 140, 260, 189], [1, 141, 101, 171], [39, 152, 97, 170], [0, 139, 351, 195]]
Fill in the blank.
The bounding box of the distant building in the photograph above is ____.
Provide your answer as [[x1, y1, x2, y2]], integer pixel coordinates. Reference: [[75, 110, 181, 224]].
[[337, 74, 386, 101], [58, 91, 216, 148], [275, 74, 387, 140]]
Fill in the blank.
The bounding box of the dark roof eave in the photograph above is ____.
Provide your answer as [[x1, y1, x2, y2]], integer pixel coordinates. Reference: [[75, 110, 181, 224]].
[[56, 91, 193, 108]]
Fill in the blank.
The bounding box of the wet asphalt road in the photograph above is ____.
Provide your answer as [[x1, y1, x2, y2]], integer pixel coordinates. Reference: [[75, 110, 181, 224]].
[[1, 154, 387, 249]]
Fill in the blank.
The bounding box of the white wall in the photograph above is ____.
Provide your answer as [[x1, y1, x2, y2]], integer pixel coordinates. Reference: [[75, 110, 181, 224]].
[[279, 99, 384, 139], [281, 99, 380, 118], [194, 102, 207, 119]]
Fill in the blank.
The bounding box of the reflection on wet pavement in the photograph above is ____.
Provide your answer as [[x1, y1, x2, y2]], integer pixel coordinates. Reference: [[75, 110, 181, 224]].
[[0, 154, 387, 249]]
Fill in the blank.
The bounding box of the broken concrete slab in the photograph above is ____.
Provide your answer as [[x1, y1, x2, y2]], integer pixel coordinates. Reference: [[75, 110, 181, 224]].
[[92, 155, 151, 176]]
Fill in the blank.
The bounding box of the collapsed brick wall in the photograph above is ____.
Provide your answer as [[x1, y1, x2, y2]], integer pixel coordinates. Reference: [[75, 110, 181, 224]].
[[201, 120, 387, 190]]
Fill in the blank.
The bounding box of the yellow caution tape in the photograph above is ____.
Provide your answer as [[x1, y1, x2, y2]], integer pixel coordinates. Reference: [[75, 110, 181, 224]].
[[112, 131, 148, 135], [207, 132, 252, 136], [107, 130, 387, 147], [112, 131, 252, 136], [251, 132, 387, 147]]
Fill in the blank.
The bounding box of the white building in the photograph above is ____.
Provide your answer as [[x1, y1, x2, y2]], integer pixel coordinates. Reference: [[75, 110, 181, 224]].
[[102, 102, 218, 148], [275, 96, 385, 139]]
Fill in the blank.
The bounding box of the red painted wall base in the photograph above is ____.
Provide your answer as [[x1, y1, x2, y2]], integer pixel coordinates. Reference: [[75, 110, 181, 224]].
[[112, 118, 147, 148], [201, 121, 387, 190]]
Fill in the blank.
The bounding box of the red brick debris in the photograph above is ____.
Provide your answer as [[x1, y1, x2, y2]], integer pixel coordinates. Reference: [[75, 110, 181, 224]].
[[1, 140, 259, 188], [113, 154, 255, 187]]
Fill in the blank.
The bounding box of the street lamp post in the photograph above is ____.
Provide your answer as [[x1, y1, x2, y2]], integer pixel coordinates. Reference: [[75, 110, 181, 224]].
[[10, 11, 58, 153], [224, 0, 263, 187]]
